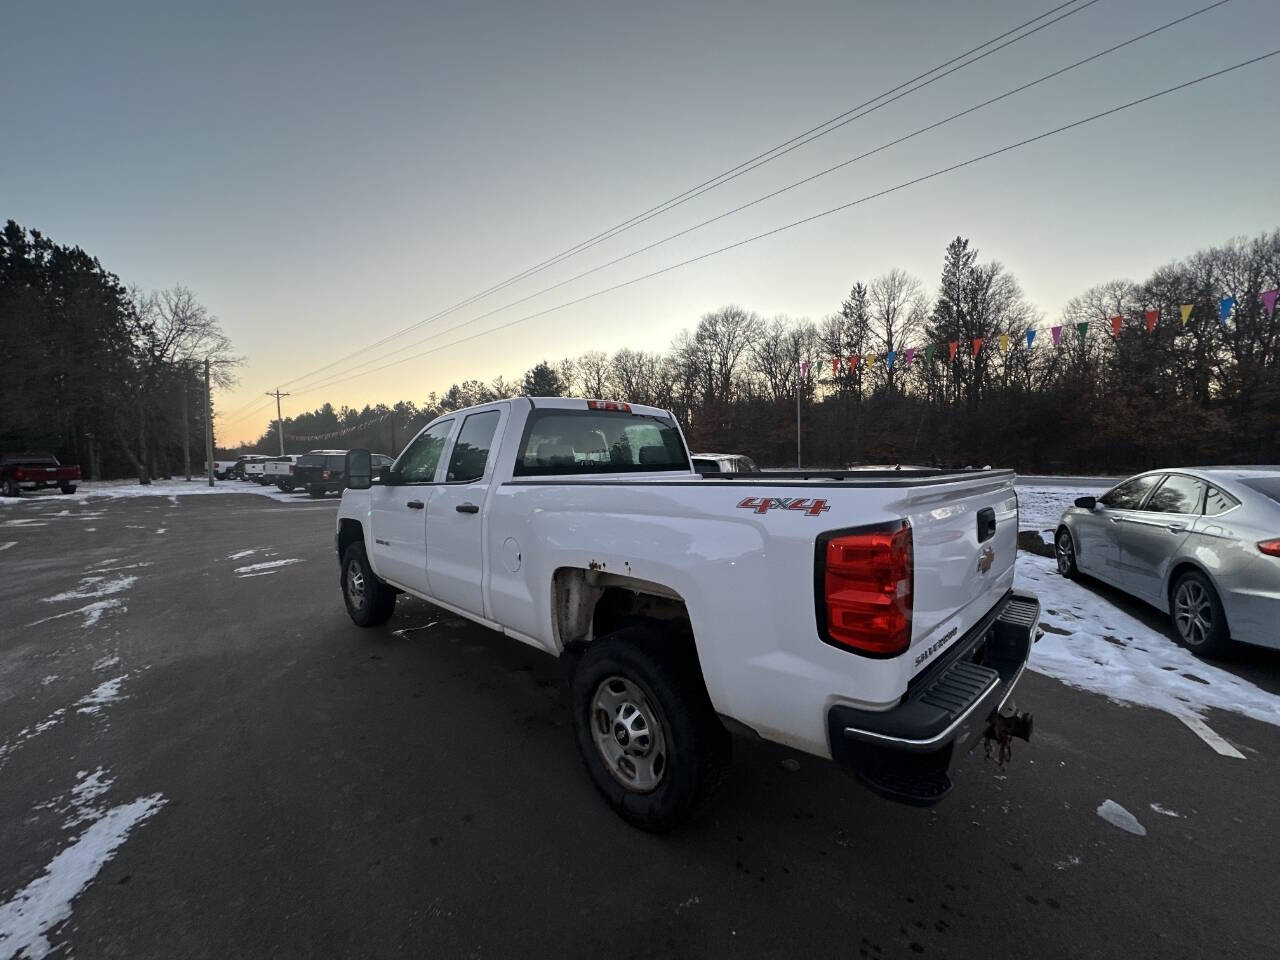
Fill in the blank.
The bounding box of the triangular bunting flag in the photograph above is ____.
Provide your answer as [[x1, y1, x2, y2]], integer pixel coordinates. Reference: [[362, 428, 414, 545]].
[[998, 333, 1010, 353], [886, 350, 896, 370], [1262, 289, 1278, 316], [925, 344, 935, 363], [1026, 329, 1037, 348], [1051, 326, 1062, 347], [1076, 321, 1089, 342], [1180, 304, 1193, 326], [1219, 296, 1235, 325], [800, 361, 809, 378], [904, 347, 916, 366], [1110, 315, 1123, 337], [948, 341, 958, 361], [848, 355, 858, 370], [831, 357, 840, 376], [972, 338, 983, 357], [866, 352, 876, 368], [1145, 309, 1158, 333]]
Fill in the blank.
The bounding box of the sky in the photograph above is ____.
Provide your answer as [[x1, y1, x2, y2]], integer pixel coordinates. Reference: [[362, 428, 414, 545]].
[[4, 0, 1279, 445]]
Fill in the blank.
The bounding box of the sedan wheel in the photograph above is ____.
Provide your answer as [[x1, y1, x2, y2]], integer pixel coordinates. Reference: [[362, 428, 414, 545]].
[[1171, 571, 1230, 657], [1055, 529, 1078, 579]]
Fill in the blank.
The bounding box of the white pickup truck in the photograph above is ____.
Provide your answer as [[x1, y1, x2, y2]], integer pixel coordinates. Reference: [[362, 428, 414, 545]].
[[335, 397, 1039, 829]]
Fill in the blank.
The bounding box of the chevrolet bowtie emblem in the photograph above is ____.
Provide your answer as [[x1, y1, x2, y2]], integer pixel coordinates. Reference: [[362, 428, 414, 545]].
[[977, 545, 995, 574]]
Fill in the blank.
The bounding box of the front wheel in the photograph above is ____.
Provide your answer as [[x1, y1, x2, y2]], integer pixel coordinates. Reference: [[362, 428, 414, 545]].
[[340, 543, 396, 626], [4, 478, 19, 497], [1055, 527, 1078, 579], [1171, 570, 1231, 657], [60, 484, 77, 494], [571, 625, 730, 832]]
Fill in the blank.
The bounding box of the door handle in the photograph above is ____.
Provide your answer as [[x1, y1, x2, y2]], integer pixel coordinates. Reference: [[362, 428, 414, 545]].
[[456, 503, 479, 514], [406, 500, 424, 510], [1166, 523, 1187, 533]]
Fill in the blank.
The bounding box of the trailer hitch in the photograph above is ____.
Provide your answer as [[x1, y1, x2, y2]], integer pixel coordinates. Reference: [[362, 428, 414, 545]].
[[983, 702, 1033, 766]]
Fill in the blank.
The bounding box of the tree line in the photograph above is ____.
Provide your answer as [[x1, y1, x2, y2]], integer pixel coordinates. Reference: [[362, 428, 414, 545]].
[[0, 220, 239, 482], [246, 229, 1280, 472]]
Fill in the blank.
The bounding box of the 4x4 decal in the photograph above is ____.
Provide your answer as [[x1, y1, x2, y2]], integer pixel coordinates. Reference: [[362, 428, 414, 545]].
[[737, 496, 831, 517]]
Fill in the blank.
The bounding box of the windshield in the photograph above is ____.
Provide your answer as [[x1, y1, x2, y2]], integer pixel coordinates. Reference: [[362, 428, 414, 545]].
[[514, 409, 689, 476]]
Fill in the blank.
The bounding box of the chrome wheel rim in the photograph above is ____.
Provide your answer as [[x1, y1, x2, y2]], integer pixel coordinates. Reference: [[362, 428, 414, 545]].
[[346, 560, 366, 611], [1055, 532, 1074, 575], [1173, 580, 1212, 647], [590, 676, 667, 793]]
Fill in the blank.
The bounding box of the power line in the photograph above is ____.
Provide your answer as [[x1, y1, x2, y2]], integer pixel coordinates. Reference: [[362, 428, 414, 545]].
[[283, 0, 1230, 401], [274, 50, 1280, 401], [270, 0, 1106, 393]]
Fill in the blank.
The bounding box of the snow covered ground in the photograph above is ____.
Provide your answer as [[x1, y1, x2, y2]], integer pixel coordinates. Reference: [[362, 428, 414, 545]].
[[1015, 552, 1280, 730], [1015, 481, 1111, 533], [0, 478, 313, 506]]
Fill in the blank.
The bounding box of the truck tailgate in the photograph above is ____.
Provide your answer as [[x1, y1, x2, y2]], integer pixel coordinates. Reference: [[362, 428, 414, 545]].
[[889, 473, 1018, 674]]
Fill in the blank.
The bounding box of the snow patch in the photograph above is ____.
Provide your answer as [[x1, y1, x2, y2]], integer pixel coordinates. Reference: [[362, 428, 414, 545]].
[[2, 518, 46, 527], [40, 675, 59, 686], [62, 768, 116, 828], [43, 575, 137, 604], [27, 599, 125, 629], [234, 558, 303, 576], [1149, 803, 1183, 818], [226, 549, 257, 560], [92, 655, 120, 672], [1096, 799, 1146, 836], [0, 793, 166, 959], [74, 676, 127, 716], [0, 710, 66, 769], [0, 540, 15, 551], [1016, 554, 1280, 728], [1015, 483, 1109, 532], [154, 528, 166, 535]]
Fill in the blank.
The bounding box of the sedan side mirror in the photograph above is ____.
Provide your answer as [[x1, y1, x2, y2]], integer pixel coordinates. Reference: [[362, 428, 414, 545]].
[[1074, 495, 1097, 510], [345, 449, 372, 490]]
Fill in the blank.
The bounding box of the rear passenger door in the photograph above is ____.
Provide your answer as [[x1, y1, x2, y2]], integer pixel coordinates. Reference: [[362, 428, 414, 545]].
[[1116, 473, 1202, 602], [425, 406, 506, 618]]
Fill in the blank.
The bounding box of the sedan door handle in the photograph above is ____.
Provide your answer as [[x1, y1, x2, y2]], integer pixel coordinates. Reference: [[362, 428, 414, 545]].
[[455, 503, 479, 514], [406, 500, 425, 510], [1166, 523, 1187, 533]]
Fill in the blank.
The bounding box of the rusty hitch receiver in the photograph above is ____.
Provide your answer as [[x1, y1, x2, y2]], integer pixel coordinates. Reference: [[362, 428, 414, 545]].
[[984, 701, 1033, 766]]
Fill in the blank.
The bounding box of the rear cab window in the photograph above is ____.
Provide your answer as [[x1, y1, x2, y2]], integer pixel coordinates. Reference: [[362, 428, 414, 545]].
[[514, 409, 689, 476]]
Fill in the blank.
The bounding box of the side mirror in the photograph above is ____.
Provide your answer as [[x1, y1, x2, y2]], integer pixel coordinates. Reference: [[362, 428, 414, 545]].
[[1074, 495, 1097, 510], [345, 449, 372, 490], [376, 465, 393, 483]]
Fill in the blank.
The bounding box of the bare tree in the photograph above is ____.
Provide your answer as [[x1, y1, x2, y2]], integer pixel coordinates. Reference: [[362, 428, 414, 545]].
[[868, 268, 925, 395]]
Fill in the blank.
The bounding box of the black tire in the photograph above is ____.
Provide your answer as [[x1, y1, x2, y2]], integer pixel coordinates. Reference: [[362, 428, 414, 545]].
[[340, 543, 396, 627], [4, 478, 19, 497], [571, 625, 730, 832], [60, 484, 77, 495], [1170, 570, 1231, 657], [1054, 527, 1078, 579]]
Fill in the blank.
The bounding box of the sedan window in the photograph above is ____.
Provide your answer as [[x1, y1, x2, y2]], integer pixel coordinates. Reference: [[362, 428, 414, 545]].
[[1100, 474, 1161, 510], [1145, 474, 1206, 515], [1204, 485, 1241, 516]]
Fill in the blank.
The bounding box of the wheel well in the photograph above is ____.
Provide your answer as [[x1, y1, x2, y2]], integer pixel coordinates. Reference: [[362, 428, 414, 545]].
[[338, 518, 364, 559], [552, 567, 692, 652], [1166, 560, 1213, 605]]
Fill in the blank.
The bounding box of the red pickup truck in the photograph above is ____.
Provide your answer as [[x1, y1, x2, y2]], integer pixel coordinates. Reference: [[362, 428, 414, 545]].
[[1, 453, 81, 496]]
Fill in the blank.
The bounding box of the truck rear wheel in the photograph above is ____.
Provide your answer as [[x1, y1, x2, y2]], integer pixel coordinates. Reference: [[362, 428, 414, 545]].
[[341, 543, 396, 627], [60, 484, 77, 494], [571, 625, 729, 832]]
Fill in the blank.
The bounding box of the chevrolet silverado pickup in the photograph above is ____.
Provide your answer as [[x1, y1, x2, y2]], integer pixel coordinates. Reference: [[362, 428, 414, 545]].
[[334, 397, 1039, 829]]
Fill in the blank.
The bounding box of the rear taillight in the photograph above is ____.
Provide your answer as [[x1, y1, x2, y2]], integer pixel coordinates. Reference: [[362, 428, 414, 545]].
[[1258, 539, 1280, 558], [12, 468, 24, 480], [817, 521, 913, 656], [586, 399, 631, 412]]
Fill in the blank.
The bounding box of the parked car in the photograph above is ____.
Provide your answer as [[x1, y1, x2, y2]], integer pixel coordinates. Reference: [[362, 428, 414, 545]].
[[264, 455, 302, 491], [691, 452, 760, 475], [335, 397, 1038, 829], [205, 460, 240, 480], [230, 455, 272, 480], [1, 453, 81, 496], [295, 450, 391, 497], [1054, 467, 1280, 657]]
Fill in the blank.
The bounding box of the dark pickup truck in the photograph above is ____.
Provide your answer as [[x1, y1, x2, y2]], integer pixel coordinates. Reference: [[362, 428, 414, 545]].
[[1, 453, 81, 496], [293, 451, 391, 497]]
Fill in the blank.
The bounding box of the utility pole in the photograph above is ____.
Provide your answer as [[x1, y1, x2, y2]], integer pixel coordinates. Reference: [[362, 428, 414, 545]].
[[204, 358, 215, 487], [265, 388, 290, 456]]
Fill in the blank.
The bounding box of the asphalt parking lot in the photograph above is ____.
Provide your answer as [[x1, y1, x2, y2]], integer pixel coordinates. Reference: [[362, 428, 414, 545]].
[[2, 490, 1278, 959]]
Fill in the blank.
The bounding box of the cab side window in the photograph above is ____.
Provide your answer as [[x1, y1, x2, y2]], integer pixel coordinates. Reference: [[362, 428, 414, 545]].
[[1100, 474, 1160, 510], [396, 420, 453, 483], [446, 410, 500, 483]]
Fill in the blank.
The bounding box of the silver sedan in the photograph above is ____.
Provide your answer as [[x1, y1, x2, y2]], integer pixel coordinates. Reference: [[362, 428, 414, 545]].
[[1053, 467, 1280, 657]]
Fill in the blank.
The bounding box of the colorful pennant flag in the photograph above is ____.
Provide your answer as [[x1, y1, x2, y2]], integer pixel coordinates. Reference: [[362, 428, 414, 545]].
[[848, 355, 858, 370], [831, 357, 840, 376], [886, 350, 897, 370], [998, 333, 1010, 353], [1180, 304, 1193, 326], [1219, 296, 1235, 325], [1145, 309, 1158, 333], [1076, 321, 1088, 342], [866, 352, 876, 368], [972, 338, 984, 357], [1026, 329, 1037, 349], [925, 344, 935, 363], [800, 360, 809, 378], [1261, 289, 1277, 316], [948, 341, 958, 361], [904, 347, 916, 366], [1051, 326, 1062, 347], [1110, 315, 1123, 337]]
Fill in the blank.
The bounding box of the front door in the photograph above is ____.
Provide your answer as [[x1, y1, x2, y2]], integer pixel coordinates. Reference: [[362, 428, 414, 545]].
[[426, 407, 504, 618], [1117, 473, 1202, 602], [369, 419, 454, 595], [1078, 474, 1162, 581]]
